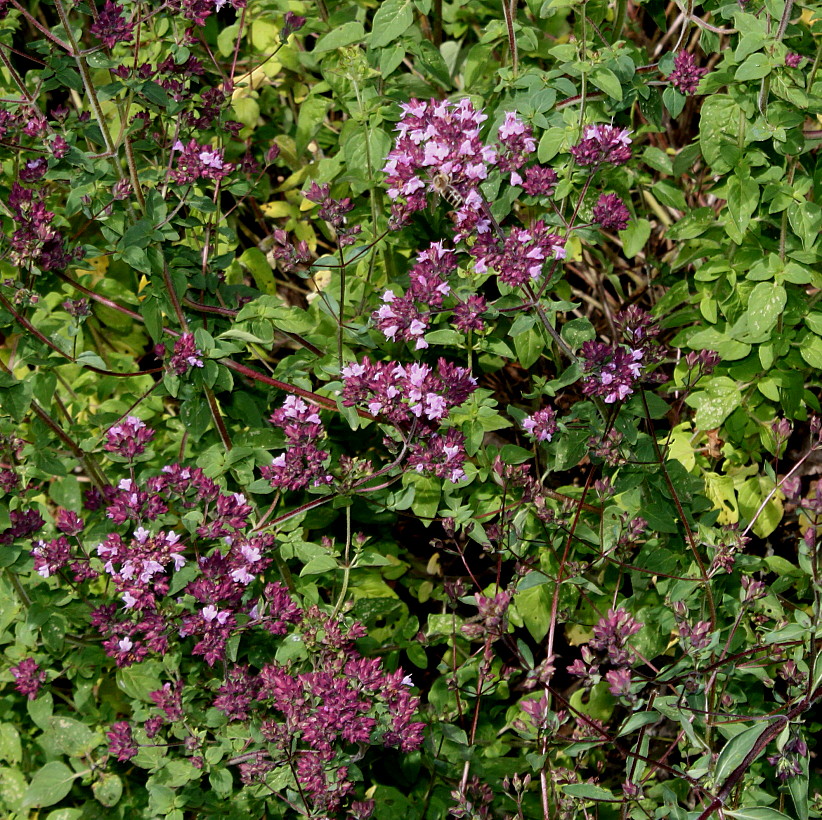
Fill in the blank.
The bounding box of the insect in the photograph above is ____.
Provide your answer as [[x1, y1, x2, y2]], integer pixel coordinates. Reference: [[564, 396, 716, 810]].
[[430, 171, 463, 208]]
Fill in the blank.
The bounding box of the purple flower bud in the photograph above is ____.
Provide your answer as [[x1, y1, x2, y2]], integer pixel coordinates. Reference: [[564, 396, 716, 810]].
[[593, 193, 631, 231], [668, 51, 708, 95]]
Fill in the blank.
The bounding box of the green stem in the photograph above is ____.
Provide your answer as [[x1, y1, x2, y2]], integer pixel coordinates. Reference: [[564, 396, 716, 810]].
[[332, 505, 352, 617], [611, 0, 628, 42], [503, 0, 519, 75], [53, 0, 115, 157]]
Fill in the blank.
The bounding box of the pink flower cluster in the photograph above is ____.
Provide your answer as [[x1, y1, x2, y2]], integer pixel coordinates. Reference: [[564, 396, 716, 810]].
[[372, 240, 456, 348], [107, 602, 425, 816], [472, 220, 565, 286], [171, 140, 234, 185], [522, 406, 558, 442], [342, 358, 475, 433], [168, 332, 204, 375], [382, 98, 497, 229], [570, 124, 632, 167], [580, 341, 645, 404], [568, 608, 643, 698], [105, 415, 155, 459], [97, 526, 186, 609], [342, 358, 475, 483], [261, 396, 332, 491]]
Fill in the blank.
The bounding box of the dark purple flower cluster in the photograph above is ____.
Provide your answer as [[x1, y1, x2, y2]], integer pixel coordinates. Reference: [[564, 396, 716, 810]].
[[106, 721, 138, 761], [168, 332, 204, 375], [1, 507, 44, 545], [522, 406, 558, 442], [304, 182, 361, 248], [268, 228, 313, 274], [0, 108, 46, 141], [63, 297, 91, 318], [10, 657, 46, 700], [90, 1, 134, 49], [31, 534, 96, 582], [580, 341, 645, 404], [281, 11, 307, 39], [472, 220, 565, 286], [452, 294, 487, 333], [785, 52, 803, 68], [171, 140, 234, 185], [19, 157, 47, 183], [462, 590, 513, 640], [668, 51, 708, 95], [768, 736, 808, 781], [592, 193, 631, 232], [516, 164, 558, 197], [382, 98, 497, 228], [166, 0, 245, 29], [104, 415, 155, 459], [261, 396, 331, 491], [5, 183, 74, 271], [570, 124, 632, 168], [0, 468, 19, 494]]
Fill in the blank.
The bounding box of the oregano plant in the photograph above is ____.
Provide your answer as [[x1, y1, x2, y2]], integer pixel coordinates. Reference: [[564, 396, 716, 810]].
[[1, 0, 822, 817]]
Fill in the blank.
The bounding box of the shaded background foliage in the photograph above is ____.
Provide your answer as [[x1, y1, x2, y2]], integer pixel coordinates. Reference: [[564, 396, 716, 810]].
[[1, 0, 822, 817]]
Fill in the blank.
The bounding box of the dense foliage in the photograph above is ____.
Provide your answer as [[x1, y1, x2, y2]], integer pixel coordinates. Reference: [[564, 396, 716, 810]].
[[1, 0, 822, 817]]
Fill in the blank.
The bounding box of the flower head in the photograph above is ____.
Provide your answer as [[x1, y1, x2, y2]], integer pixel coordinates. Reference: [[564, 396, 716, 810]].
[[668, 51, 708, 95]]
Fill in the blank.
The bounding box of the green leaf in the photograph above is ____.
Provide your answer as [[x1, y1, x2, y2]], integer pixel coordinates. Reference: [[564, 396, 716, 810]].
[[22, 762, 79, 808], [788, 201, 822, 252], [746, 282, 785, 336], [514, 327, 543, 368], [619, 219, 650, 258], [789, 769, 809, 820], [590, 67, 622, 100], [209, 768, 233, 799], [514, 585, 552, 641], [562, 783, 616, 800], [662, 86, 685, 118], [314, 22, 365, 53], [409, 473, 441, 522], [0, 725, 22, 764], [738, 476, 783, 537], [800, 334, 822, 368], [49, 716, 98, 757], [727, 809, 794, 820], [685, 376, 742, 429], [299, 554, 339, 576], [0, 377, 32, 421], [370, 0, 414, 47], [379, 44, 406, 76], [714, 722, 772, 785], [735, 53, 772, 81], [116, 661, 163, 702], [0, 767, 27, 811], [92, 773, 122, 807], [700, 95, 743, 173], [724, 176, 759, 243]]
